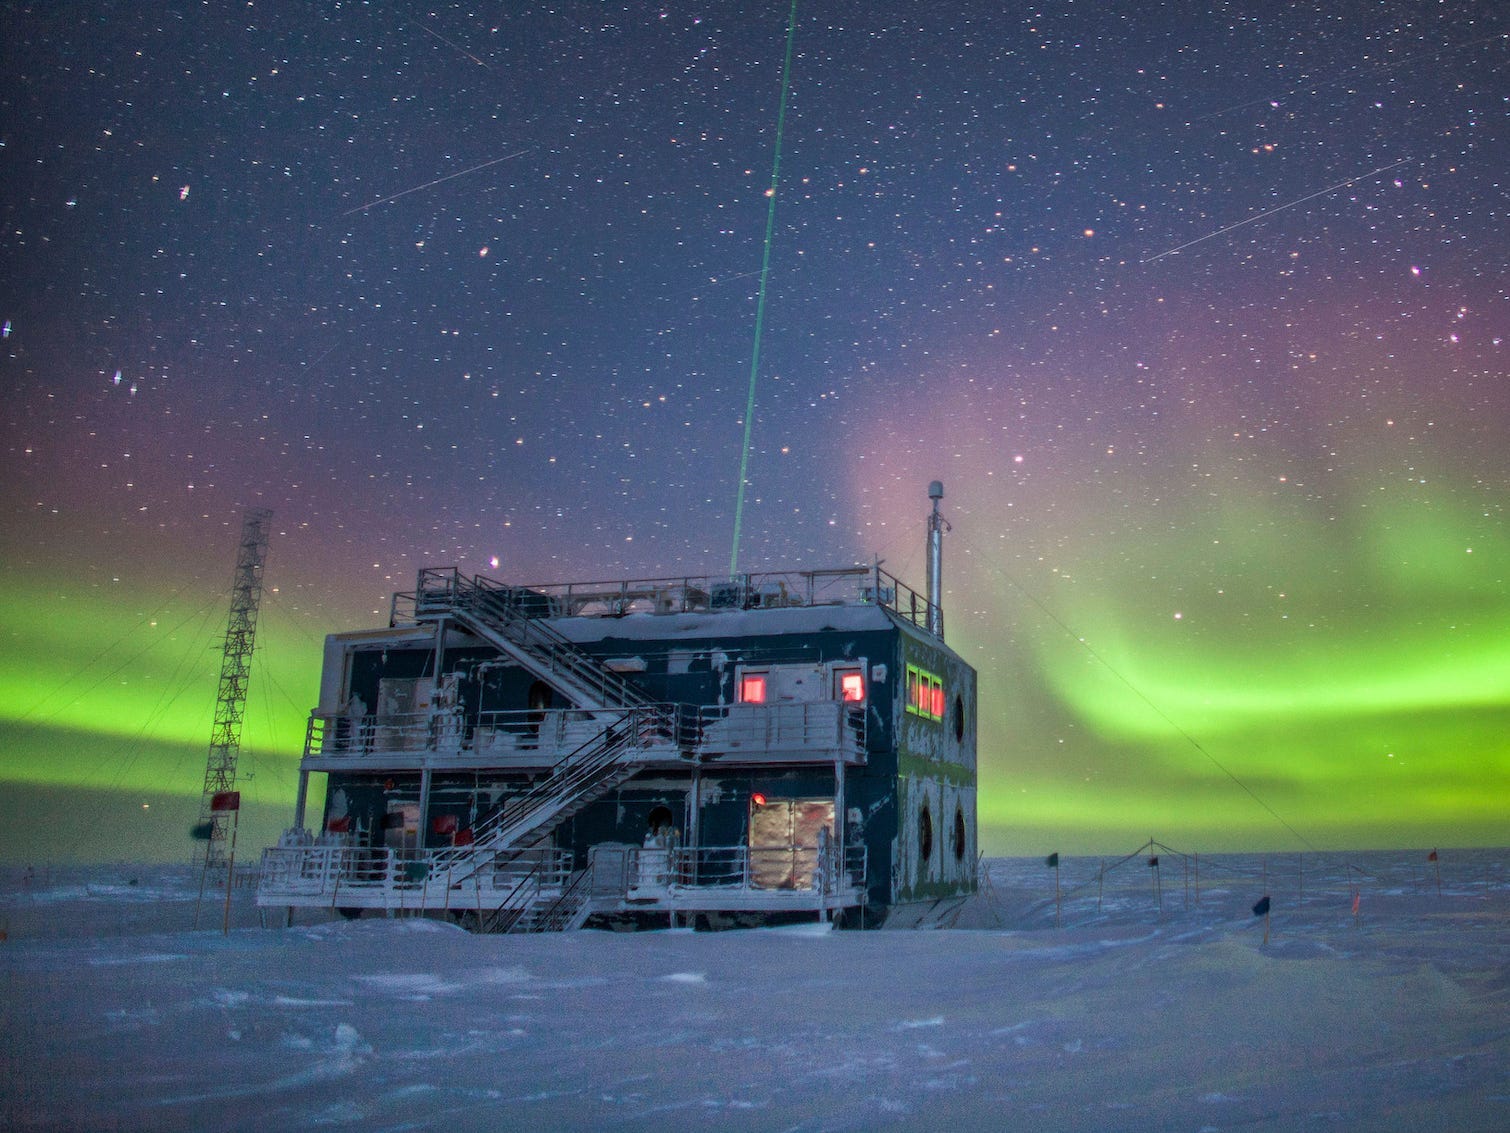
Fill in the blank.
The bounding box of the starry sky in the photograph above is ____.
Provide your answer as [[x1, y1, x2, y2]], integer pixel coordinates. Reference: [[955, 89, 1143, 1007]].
[[2, 1, 1506, 862]]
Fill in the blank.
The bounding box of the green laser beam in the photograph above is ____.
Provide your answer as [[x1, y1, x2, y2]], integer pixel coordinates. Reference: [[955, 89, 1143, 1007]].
[[730, 0, 799, 578]]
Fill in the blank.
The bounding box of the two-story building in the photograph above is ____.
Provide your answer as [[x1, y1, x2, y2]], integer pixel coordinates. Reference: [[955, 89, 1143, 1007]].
[[258, 495, 976, 931]]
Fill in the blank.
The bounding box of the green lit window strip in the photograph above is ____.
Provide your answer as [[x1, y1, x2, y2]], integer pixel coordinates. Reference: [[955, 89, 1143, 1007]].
[[905, 663, 944, 721]]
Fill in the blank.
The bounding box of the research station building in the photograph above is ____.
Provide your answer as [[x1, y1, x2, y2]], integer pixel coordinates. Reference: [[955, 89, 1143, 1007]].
[[258, 485, 976, 930]]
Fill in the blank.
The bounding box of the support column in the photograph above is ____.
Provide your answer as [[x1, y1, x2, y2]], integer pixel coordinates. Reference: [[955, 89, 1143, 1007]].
[[293, 769, 311, 830], [687, 760, 702, 888], [834, 758, 846, 881], [417, 766, 433, 851]]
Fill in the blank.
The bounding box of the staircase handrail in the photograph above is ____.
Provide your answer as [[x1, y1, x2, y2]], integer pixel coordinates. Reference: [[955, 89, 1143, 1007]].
[[423, 704, 677, 886], [479, 854, 548, 933], [512, 867, 593, 933], [425, 571, 655, 710]]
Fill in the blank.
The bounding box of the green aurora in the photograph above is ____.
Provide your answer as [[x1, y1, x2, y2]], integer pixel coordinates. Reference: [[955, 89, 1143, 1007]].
[[957, 472, 1509, 853], [0, 574, 322, 860], [1, 440, 1505, 860]]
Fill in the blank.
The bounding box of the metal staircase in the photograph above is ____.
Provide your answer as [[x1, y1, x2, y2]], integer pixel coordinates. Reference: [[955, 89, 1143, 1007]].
[[482, 867, 594, 934], [425, 704, 677, 891], [403, 569, 670, 914], [411, 569, 656, 711], [256, 569, 676, 930]]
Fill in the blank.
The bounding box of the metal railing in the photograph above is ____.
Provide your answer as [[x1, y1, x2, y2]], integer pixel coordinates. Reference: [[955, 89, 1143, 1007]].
[[304, 701, 860, 764], [694, 701, 866, 762], [594, 843, 867, 899], [392, 564, 942, 638], [394, 568, 656, 710], [258, 840, 867, 923], [415, 704, 679, 888], [305, 704, 693, 761], [255, 843, 573, 912]]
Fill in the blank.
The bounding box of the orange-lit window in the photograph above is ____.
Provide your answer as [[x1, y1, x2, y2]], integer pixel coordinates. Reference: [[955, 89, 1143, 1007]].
[[740, 673, 767, 704], [930, 679, 945, 719], [838, 670, 865, 703]]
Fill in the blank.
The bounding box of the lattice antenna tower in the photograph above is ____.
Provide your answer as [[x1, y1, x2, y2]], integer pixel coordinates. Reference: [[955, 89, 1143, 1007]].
[[193, 508, 273, 871]]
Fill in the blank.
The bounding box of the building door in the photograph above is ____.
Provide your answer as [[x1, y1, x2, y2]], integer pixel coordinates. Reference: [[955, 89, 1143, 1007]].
[[384, 802, 420, 852], [749, 797, 834, 889]]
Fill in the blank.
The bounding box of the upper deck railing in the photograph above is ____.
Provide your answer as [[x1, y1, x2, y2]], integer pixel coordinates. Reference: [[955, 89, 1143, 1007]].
[[302, 700, 865, 766], [391, 564, 942, 638]]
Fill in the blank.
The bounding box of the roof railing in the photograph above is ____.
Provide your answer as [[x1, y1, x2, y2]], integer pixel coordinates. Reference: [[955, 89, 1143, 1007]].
[[394, 564, 942, 637]]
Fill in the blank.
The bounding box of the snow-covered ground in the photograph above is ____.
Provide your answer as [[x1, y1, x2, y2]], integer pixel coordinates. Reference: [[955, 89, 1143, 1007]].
[[2, 850, 1505, 1131]]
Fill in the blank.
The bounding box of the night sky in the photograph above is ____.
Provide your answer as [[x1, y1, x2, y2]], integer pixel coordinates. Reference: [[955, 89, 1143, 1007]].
[[2, 2, 1506, 862]]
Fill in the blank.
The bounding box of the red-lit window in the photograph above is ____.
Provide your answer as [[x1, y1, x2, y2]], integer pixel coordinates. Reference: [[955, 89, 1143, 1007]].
[[838, 670, 865, 703], [931, 680, 946, 719], [740, 673, 768, 704]]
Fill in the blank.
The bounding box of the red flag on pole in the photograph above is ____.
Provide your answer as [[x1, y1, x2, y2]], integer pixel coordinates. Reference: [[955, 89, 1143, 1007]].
[[209, 790, 241, 812], [1427, 849, 1438, 862]]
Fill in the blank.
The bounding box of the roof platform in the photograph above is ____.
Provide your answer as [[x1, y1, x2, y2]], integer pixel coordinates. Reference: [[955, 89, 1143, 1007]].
[[391, 564, 944, 641]]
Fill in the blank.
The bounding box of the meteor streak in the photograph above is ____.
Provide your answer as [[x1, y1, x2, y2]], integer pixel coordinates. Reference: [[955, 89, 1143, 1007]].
[[341, 149, 532, 217], [1143, 156, 1413, 264], [419, 22, 492, 70]]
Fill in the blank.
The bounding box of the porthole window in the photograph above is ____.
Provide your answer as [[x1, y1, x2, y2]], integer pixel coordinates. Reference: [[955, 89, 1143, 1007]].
[[953, 806, 967, 863], [953, 694, 965, 742], [918, 803, 933, 862]]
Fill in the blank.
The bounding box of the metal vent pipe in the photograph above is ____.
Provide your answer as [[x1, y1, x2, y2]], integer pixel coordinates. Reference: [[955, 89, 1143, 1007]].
[[926, 480, 947, 638]]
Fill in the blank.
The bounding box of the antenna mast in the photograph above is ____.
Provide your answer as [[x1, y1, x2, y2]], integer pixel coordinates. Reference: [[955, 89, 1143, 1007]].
[[193, 507, 273, 872]]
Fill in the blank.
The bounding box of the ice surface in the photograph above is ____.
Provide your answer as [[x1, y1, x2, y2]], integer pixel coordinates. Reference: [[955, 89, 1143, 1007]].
[[1, 852, 1506, 1131]]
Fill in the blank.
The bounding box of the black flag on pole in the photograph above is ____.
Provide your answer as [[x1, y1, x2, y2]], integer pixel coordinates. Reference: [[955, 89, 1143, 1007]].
[[1045, 852, 1059, 868], [1252, 895, 1271, 917]]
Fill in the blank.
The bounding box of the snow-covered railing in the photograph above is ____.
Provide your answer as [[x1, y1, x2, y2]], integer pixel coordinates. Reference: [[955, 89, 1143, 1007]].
[[304, 704, 691, 762], [694, 701, 866, 763], [391, 564, 943, 637], [594, 843, 866, 898], [305, 702, 860, 765], [255, 842, 573, 911]]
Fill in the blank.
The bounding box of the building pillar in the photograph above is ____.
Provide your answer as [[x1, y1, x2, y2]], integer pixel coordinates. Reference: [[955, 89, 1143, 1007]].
[[293, 769, 311, 830], [834, 758, 846, 874], [417, 766, 433, 851], [687, 760, 702, 887]]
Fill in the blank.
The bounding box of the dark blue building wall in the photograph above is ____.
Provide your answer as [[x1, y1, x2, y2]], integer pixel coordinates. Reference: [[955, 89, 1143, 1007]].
[[325, 613, 973, 916]]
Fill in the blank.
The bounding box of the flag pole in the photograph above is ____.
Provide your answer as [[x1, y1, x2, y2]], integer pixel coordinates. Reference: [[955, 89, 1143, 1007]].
[[1252, 893, 1272, 945], [1045, 852, 1061, 926], [221, 806, 240, 937]]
